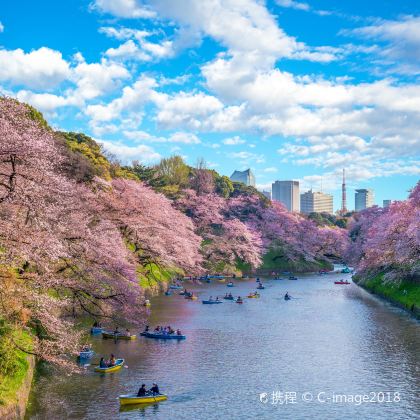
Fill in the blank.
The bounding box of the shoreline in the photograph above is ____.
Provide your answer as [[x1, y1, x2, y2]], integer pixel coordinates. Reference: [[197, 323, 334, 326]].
[[354, 276, 420, 320]]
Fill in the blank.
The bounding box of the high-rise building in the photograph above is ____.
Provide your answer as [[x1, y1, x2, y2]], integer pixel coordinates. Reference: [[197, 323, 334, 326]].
[[300, 190, 334, 214], [355, 189, 374, 211], [272, 180, 300, 212], [262, 190, 272, 200], [383, 199, 392, 208], [230, 169, 256, 187]]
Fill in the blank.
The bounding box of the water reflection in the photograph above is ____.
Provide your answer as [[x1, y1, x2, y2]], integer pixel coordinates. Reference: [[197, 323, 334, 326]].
[[26, 272, 419, 419]]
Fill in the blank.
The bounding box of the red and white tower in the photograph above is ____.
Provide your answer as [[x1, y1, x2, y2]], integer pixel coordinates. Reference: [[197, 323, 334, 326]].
[[341, 169, 347, 214]]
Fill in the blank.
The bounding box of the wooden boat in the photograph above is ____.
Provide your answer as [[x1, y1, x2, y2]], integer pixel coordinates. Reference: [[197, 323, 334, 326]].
[[202, 300, 222, 304], [334, 280, 351, 285], [119, 394, 168, 406], [142, 332, 186, 340], [102, 332, 137, 340], [94, 358, 124, 373], [90, 327, 103, 334]]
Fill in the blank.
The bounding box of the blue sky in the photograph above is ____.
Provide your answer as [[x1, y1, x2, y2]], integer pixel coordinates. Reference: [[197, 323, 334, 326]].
[[1, 0, 419, 210]]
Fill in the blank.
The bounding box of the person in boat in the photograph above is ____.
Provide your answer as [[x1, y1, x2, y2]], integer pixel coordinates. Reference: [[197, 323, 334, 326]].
[[168, 326, 175, 334], [215, 296, 219, 301], [285, 292, 290, 300], [125, 328, 131, 337], [237, 296, 243, 302], [114, 326, 120, 335], [150, 383, 160, 395], [108, 354, 116, 367], [209, 296, 213, 301], [154, 326, 160, 332], [99, 357, 107, 368], [176, 329, 182, 336], [144, 325, 150, 332], [93, 320, 100, 328], [137, 384, 147, 397], [228, 293, 233, 298]]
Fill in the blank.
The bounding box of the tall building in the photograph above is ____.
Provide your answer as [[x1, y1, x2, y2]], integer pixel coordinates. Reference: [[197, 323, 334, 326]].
[[383, 199, 392, 208], [262, 190, 272, 200], [341, 169, 347, 214], [355, 189, 374, 211], [300, 190, 334, 215], [272, 180, 300, 212], [230, 169, 255, 187]]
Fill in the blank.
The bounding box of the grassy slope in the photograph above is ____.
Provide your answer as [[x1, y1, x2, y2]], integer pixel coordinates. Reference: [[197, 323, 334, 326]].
[[359, 273, 420, 311], [0, 331, 33, 407]]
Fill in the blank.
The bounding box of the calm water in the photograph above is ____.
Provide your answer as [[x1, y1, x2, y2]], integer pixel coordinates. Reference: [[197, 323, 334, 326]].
[[27, 271, 419, 420]]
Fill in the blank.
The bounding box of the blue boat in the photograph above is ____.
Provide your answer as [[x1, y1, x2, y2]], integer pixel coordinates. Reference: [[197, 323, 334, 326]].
[[202, 300, 223, 304], [91, 327, 103, 334], [227, 282, 234, 287], [142, 332, 186, 340], [223, 296, 234, 300], [164, 291, 172, 296], [79, 349, 94, 359]]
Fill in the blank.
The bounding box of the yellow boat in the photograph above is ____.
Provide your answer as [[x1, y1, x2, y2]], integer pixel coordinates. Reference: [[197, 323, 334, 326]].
[[119, 394, 168, 406], [102, 332, 137, 340], [94, 358, 124, 373], [247, 294, 260, 299]]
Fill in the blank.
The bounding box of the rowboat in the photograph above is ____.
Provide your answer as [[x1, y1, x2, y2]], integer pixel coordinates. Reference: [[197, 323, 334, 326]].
[[102, 332, 137, 340], [90, 327, 103, 334], [289, 276, 298, 280], [142, 332, 186, 340], [169, 285, 183, 289], [284, 296, 291, 301], [227, 283, 234, 287], [247, 294, 260, 299], [119, 394, 168, 406], [202, 300, 222, 304], [94, 358, 124, 373], [236, 299, 243, 304], [334, 281, 350, 285], [78, 349, 94, 359]]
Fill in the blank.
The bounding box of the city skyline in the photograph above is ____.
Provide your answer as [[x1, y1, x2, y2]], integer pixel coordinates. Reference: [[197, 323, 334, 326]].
[[0, 1, 418, 211]]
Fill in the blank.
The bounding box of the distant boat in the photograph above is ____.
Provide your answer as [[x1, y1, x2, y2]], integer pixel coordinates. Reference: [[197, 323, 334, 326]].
[[334, 280, 351, 285], [202, 300, 223, 304]]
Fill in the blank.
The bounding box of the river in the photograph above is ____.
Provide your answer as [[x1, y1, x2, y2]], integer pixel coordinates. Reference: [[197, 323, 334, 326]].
[[26, 270, 419, 419]]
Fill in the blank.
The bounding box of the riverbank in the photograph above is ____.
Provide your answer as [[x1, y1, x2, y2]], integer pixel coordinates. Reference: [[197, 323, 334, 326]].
[[0, 350, 35, 420], [353, 273, 420, 319]]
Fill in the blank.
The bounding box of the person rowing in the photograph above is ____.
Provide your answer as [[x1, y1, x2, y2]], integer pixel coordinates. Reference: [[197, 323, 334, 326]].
[[137, 384, 147, 397], [284, 292, 291, 300], [150, 383, 160, 395]]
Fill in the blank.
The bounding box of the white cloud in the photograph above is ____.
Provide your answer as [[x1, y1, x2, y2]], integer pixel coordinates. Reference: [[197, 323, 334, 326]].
[[0, 47, 70, 89], [263, 167, 278, 173], [276, 0, 310, 11], [124, 130, 201, 144], [98, 139, 161, 163], [223, 136, 245, 145], [343, 16, 420, 74], [91, 0, 156, 18]]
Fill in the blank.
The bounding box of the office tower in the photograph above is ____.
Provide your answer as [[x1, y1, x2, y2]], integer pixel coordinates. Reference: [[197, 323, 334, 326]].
[[272, 180, 300, 212], [229, 169, 256, 187], [355, 189, 374, 211], [300, 190, 334, 214], [383, 199, 392, 208]]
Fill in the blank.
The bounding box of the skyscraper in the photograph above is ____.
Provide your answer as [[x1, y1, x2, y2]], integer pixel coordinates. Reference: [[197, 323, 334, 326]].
[[272, 180, 300, 212], [229, 169, 256, 187], [355, 189, 374, 211], [383, 199, 392, 208], [300, 190, 334, 214]]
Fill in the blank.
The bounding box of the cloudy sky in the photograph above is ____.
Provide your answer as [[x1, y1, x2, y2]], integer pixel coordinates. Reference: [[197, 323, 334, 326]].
[[1, 0, 419, 210]]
